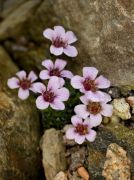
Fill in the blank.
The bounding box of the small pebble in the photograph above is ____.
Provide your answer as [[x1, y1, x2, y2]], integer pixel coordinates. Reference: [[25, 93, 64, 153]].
[[110, 115, 120, 124], [102, 117, 110, 125], [126, 96, 134, 106], [113, 98, 131, 120], [77, 166, 90, 180]]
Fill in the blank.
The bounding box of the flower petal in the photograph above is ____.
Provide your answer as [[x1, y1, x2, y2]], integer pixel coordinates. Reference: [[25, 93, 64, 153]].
[[36, 95, 49, 110], [55, 87, 69, 101], [54, 26, 65, 37], [88, 114, 102, 127], [50, 45, 63, 56], [50, 100, 65, 110], [90, 114, 102, 126], [66, 127, 76, 140], [85, 91, 102, 102], [18, 88, 29, 100], [83, 119, 90, 126], [59, 78, 65, 87], [61, 70, 73, 79], [71, 75, 83, 89], [63, 45, 78, 57], [28, 71, 38, 82], [86, 129, 96, 142], [79, 87, 87, 93], [47, 77, 60, 91], [29, 83, 37, 93], [80, 95, 89, 105], [42, 59, 54, 70], [33, 82, 46, 93], [95, 75, 110, 89], [93, 91, 111, 102], [54, 59, 67, 70], [101, 103, 113, 117], [16, 70, 26, 79], [7, 77, 19, 89], [43, 28, 55, 41], [83, 67, 98, 80], [39, 70, 50, 80], [101, 92, 112, 103], [75, 134, 85, 144], [74, 104, 89, 119], [71, 115, 82, 126], [65, 31, 77, 44]]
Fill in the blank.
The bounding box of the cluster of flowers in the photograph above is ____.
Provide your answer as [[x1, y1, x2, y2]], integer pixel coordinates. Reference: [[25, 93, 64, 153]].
[[7, 26, 113, 145], [66, 67, 113, 144]]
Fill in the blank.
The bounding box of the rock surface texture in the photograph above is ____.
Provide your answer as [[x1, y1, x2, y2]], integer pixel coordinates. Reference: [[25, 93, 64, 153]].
[[0, 46, 41, 180], [0, 0, 41, 39], [0, 0, 134, 179], [87, 123, 134, 179], [54, 171, 68, 180], [40, 128, 67, 180], [0, 0, 133, 87], [102, 143, 131, 180], [40, 124, 134, 179]]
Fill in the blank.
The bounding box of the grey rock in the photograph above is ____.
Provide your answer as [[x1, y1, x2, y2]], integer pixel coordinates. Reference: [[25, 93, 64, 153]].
[[0, 0, 41, 40], [0, 0, 28, 18], [27, 0, 134, 87], [69, 146, 87, 172], [0, 0, 134, 87], [40, 128, 67, 180], [87, 124, 134, 179], [108, 87, 121, 99], [0, 46, 41, 180]]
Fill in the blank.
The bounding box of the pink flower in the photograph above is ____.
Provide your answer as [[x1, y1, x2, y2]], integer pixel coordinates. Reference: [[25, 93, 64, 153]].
[[7, 70, 38, 100], [71, 67, 111, 101], [43, 25, 78, 57], [34, 77, 69, 110], [39, 59, 73, 86], [66, 115, 96, 144], [74, 94, 113, 126]]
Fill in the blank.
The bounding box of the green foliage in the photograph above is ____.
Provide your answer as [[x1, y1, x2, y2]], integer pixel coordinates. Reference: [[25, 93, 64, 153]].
[[41, 81, 81, 130]]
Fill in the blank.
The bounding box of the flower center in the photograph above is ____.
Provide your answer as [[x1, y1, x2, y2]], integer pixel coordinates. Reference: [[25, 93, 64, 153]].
[[53, 36, 67, 48], [75, 123, 89, 135], [87, 102, 102, 115], [49, 68, 61, 77], [43, 91, 55, 103], [19, 79, 31, 90], [83, 78, 97, 92]]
